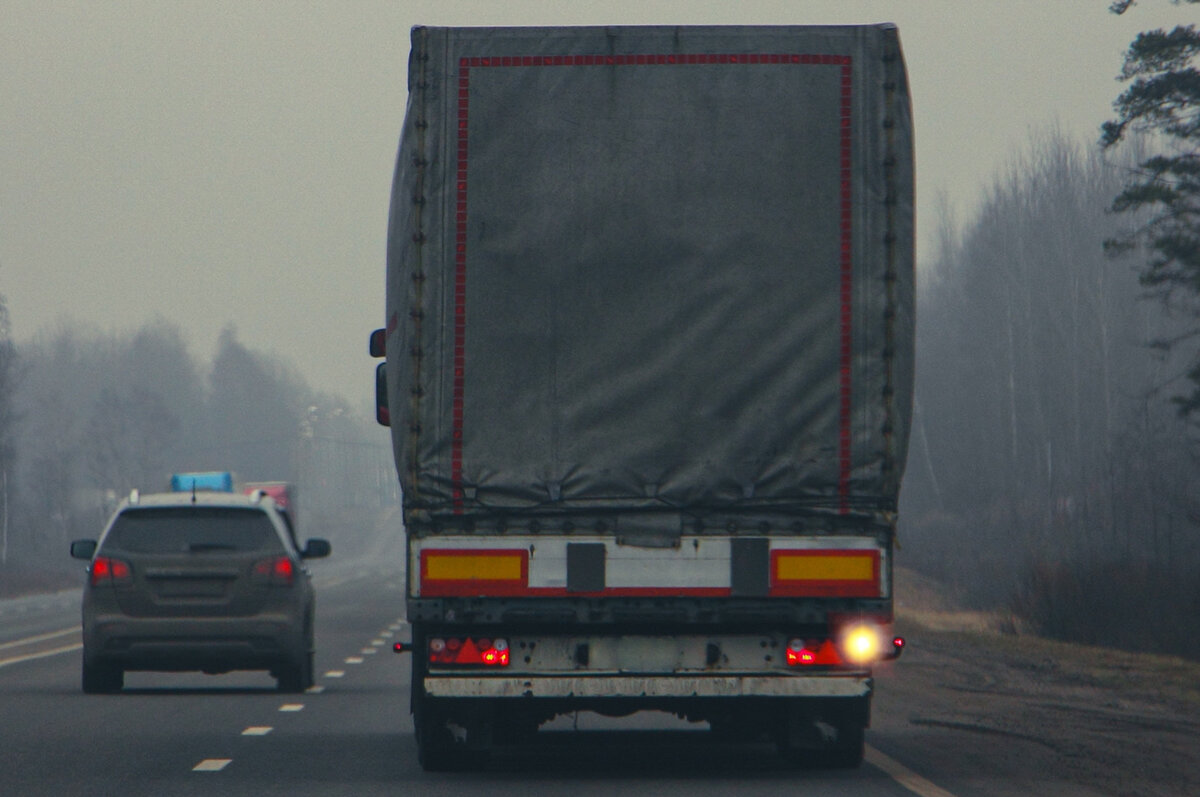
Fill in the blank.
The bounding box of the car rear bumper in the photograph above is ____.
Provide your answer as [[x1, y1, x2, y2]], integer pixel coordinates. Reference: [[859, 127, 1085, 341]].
[[83, 614, 306, 672]]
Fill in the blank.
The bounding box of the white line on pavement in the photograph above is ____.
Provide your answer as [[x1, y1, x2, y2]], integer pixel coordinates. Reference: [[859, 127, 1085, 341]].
[[865, 745, 958, 797], [0, 627, 78, 652], [0, 642, 82, 669], [192, 759, 232, 772]]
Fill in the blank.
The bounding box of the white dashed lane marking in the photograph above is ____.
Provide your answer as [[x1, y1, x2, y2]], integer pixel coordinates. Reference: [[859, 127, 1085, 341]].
[[185, 629, 396, 777], [193, 759, 232, 772]]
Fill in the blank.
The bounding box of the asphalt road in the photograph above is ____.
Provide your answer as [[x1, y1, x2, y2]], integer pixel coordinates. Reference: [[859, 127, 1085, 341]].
[[1, 541, 1178, 797]]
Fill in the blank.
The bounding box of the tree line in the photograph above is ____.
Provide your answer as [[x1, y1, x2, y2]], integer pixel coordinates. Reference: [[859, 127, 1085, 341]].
[[900, 4, 1200, 659], [901, 132, 1199, 656], [0, 315, 396, 588]]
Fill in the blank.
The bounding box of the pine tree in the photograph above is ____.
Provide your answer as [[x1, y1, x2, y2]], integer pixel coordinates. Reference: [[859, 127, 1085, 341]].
[[1102, 1, 1200, 411]]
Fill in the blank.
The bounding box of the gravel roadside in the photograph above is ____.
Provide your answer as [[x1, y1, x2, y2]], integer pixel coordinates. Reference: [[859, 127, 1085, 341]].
[[875, 566, 1200, 796]]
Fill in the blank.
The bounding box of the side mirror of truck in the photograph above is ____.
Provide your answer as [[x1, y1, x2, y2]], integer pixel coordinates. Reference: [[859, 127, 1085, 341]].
[[301, 538, 332, 559], [369, 328, 386, 358], [70, 539, 97, 560], [375, 362, 390, 426]]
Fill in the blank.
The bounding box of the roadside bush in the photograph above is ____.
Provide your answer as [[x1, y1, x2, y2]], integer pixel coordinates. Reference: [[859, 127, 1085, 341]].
[[1013, 561, 1200, 661]]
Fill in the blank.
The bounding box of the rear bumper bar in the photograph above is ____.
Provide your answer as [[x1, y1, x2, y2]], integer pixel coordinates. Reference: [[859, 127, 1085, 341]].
[[424, 673, 872, 699]]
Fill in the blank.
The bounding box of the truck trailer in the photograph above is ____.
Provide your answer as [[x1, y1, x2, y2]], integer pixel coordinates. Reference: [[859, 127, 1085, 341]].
[[371, 23, 914, 771]]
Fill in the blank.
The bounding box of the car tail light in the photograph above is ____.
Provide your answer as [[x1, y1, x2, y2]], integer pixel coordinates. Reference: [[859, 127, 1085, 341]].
[[427, 636, 510, 667], [252, 556, 295, 587], [90, 556, 132, 587]]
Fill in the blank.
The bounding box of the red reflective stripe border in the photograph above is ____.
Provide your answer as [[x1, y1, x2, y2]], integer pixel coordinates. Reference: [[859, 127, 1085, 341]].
[[454, 52, 855, 513], [769, 549, 881, 598], [420, 548, 530, 597]]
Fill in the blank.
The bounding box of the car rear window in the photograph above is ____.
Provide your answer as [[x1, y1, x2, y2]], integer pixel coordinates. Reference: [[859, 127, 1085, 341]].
[[103, 507, 283, 554]]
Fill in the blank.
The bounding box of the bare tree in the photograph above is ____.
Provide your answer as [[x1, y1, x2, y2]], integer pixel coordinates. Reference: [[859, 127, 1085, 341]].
[[904, 130, 1184, 595], [0, 294, 18, 564]]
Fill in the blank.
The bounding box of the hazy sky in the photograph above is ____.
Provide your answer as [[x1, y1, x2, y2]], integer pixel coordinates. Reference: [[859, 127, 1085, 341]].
[[0, 1, 1189, 407]]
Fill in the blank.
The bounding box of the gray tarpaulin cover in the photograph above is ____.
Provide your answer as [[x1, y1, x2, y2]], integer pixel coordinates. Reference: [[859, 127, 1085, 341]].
[[385, 25, 914, 521]]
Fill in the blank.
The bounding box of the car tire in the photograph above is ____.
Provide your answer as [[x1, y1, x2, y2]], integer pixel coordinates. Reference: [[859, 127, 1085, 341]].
[[277, 616, 316, 693], [276, 654, 311, 693], [82, 660, 123, 694], [277, 643, 314, 693]]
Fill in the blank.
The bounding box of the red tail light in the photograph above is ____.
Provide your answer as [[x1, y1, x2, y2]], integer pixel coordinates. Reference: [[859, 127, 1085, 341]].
[[785, 638, 843, 667], [252, 556, 295, 586], [427, 636, 510, 667], [90, 556, 132, 586], [482, 639, 510, 666]]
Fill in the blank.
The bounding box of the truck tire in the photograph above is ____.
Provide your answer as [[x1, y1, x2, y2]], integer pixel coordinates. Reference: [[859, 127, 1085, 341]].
[[817, 723, 865, 768], [82, 660, 123, 694], [709, 708, 766, 743], [777, 697, 867, 769], [414, 696, 489, 772], [779, 721, 865, 769]]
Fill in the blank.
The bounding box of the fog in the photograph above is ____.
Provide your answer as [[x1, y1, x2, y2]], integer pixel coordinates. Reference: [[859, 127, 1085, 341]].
[[2, 1, 1198, 658], [0, 0, 1186, 403]]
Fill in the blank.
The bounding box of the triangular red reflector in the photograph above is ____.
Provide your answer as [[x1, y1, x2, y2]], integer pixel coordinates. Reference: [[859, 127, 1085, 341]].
[[813, 639, 842, 666], [455, 637, 483, 664]]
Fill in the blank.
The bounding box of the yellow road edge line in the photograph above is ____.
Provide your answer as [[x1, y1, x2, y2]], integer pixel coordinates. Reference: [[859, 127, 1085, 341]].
[[0, 627, 79, 652], [0, 642, 82, 669], [865, 744, 958, 797]]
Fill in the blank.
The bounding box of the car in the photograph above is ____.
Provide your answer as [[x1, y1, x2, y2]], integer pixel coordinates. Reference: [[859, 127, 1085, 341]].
[[69, 488, 331, 694]]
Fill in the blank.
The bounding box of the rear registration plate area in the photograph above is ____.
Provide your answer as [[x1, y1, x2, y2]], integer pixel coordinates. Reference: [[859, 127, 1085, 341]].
[[146, 573, 237, 599]]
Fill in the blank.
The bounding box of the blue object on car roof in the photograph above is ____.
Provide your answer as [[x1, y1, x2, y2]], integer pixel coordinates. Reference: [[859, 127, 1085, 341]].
[[169, 471, 234, 493]]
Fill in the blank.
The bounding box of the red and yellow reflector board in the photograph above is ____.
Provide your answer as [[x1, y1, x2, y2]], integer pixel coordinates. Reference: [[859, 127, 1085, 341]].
[[419, 549, 529, 596], [769, 549, 881, 597]]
